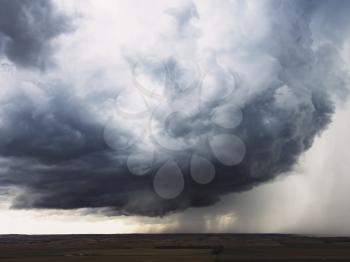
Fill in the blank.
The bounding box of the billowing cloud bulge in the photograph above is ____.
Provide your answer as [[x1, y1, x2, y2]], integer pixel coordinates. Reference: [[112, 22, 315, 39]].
[[0, 0, 71, 68], [0, 0, 349, 216]]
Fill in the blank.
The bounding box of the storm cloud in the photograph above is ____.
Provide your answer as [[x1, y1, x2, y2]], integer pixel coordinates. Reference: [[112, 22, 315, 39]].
[[0, 0, 349, 217], [0, 0, 71, 68]]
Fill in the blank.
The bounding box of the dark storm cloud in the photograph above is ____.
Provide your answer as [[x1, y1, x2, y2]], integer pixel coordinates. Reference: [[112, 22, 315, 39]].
[[0, 0, 349, 216], [0, 0, 71, 68]]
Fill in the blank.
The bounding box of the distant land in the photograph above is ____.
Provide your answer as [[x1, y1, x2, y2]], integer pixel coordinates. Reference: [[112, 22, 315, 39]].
[[1, 234, 350, 261]]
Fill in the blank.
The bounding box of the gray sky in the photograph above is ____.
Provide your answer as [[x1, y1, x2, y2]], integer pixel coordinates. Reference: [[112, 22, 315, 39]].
[[0, 0, 350, 234]]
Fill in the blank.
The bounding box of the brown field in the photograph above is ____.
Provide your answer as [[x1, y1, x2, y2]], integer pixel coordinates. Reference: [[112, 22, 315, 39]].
[[1, 234, 350, 261]]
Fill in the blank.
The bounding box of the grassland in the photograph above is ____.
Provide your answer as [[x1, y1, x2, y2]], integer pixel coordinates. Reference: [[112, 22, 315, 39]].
[[1, 234, 350, 261]]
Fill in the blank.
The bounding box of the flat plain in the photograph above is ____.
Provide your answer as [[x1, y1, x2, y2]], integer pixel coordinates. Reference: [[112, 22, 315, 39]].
[[1, 234, 350, 261]]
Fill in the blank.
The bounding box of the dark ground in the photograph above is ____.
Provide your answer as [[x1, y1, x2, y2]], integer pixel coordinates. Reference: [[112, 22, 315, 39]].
[[1, 234, 350, 261]]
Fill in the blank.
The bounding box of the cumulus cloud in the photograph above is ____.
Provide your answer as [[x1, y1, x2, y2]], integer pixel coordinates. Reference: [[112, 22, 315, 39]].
[[0, 0, 72, 68], [0, 0, 349, 218]]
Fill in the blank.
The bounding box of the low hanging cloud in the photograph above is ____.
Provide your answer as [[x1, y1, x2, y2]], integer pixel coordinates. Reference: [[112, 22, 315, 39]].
[[0, 0, 349, 217]]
